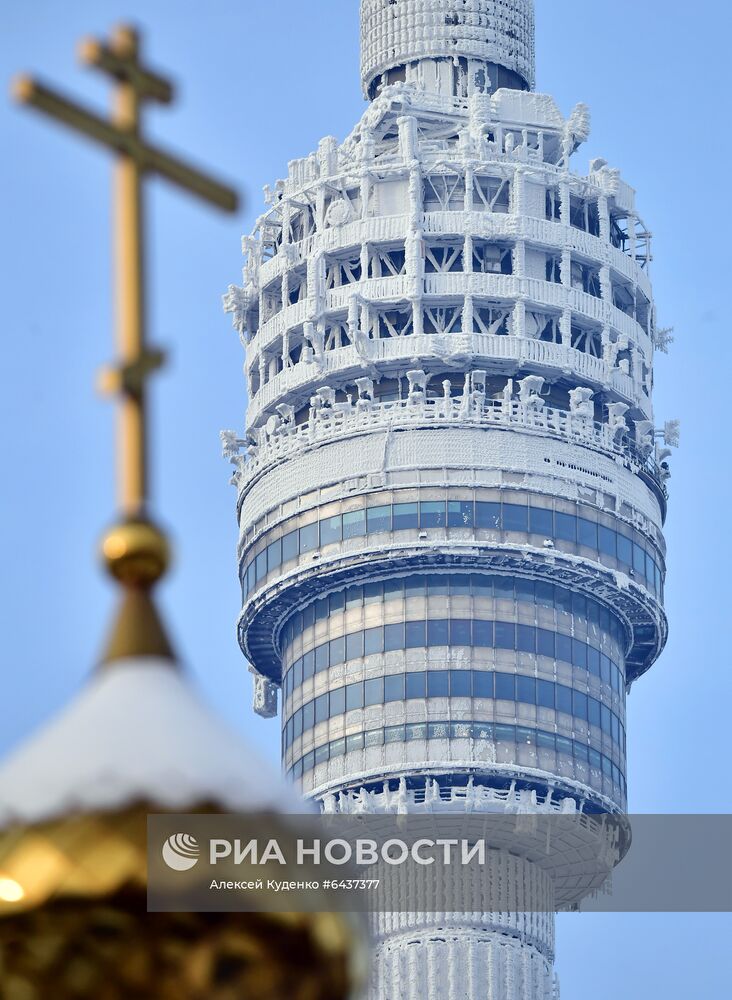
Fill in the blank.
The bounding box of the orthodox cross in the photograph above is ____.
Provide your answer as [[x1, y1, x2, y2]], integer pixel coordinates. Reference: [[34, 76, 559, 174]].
[[13, 25, 239, 662]]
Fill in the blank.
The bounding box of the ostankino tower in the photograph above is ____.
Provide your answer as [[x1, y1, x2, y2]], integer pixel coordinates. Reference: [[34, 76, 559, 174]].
[[224, 2, 673, 996]]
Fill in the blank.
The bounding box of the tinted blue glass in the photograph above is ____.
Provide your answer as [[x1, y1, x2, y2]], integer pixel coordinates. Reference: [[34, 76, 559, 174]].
[[329, 636, 345, 666], [612, 666, 621, 694], [364, 581, 383, 604], [646, 552, 656, 589], [406, 672, 427, 699], [315, 744, 329, 764], [495, 673, 515, 700], [346, 682, 364, 710], [556, 685, 572, 714], [427, 671, 449, 697], [267, 538, 282, 571], [256, 551, 267, 582], [345, 585, 362, 608], [601, 704, 611, 734], [405, 575, 426, 597], [517, 624, 536, 653], [294, 708, 303, 738], [555, 588, 572, 615], [294, 658, 303, 687], [538, 679, 554, 708], [572, 592, 587, 619], [535, 581, 554, 607], [556, 735, 572, 756], [450, 619, 472, 645], [420, 501, 446, 527], [573, 690, 588, 720], [503, 503, 528, 532], [364, 626, 384, 655], [384, 578, 403, 601], [589, 748, 602, 769], [302, 650, 315, 680], [516, 578, 535, 603], [471, 574, 493, 597], [473, 620, 493, 647], [384, 622, 405, 651], [572, 639, 588, 669], [347, 733, 364, 752], [427, 619, 449, 646], [494, 576, 514, 599], [329, 589, 345, 612], [473, 671, 494, 698], [555, 512, 576, 543], [574, 742, 589, 762], [315, 693, 328, 724], [330, 687, 345, 716], [494, 621, 515, 649], [450, 574, 471, 595], [384, 725, 404, 743], [633, 542, 646, 575], [315, 643, 329, 673], [448, 501, 474, 527], [600, 654, 611, 685], [427, 573, 449, 595], [247, 562, 255, 593], [556, 634, 572, 664], [365, 677, 384, 706], [598, 525, 616, 558], [366, 505, 391, 532], [516, 726, 534, 745], [517, 675, 536, 704], [475, 501, 501, 528], [473, 721, 493, 739], [495, 723, 515, 742], [342, 509, 366, 538], [384, 674, 405, 702], [450, 670, 471, 696], [537, 629, 555, 657], [537, 730, 555, 750], [299, 522, 318, 553], [405, 620, 426, 647], [346, 631, 364, 660], [393, 502, 419, 530], [315, 598, 329, 622], [588, 697, 601, 727], [588, 646, 601, 677], [617, 533, 633, 567], [302, 701, 314, 730], [365, 729, 384, 748], [529, 506, 553, 535], [611, 713, 619, 743], [578, 518, 598, 549]]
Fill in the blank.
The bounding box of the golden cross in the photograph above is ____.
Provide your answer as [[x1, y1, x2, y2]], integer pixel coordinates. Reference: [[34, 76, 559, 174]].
[[14, 24, 237, 518], [13, 24, 239, 663]]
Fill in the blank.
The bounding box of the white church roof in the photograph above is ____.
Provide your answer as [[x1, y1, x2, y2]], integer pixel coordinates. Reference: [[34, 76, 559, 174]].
[[0, 658, 303, 826]]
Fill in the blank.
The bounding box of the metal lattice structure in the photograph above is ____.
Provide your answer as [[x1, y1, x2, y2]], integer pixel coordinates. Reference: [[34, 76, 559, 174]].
[[224, 2, 673, 996]]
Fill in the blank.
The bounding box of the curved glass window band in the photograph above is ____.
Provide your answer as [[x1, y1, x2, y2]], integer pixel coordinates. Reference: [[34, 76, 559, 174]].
[[283, 667, 625, 755], [288, 721, 626, 796]]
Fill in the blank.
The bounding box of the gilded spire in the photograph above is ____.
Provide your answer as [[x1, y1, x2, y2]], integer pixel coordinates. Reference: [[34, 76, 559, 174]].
[[13, 24, 239, 666]]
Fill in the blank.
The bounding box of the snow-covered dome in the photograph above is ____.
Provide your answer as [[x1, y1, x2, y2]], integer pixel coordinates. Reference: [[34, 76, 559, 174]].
[[0, 657, 303, 826]]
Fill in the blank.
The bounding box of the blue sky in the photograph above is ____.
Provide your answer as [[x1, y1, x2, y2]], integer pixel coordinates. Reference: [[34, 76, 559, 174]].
[[1, 1, 730, 993]]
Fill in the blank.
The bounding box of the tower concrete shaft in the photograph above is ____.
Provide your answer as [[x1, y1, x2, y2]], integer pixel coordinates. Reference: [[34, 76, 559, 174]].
[[224, 2, 670, 996]]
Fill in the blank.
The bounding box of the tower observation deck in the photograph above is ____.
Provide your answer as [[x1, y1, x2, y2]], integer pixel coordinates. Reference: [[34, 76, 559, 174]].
[[224, 2, 672, 996]]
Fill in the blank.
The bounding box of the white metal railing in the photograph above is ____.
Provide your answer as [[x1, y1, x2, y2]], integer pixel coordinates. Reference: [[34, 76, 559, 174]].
[[245, 333, 647, 426], [237, 392, 665, 497]]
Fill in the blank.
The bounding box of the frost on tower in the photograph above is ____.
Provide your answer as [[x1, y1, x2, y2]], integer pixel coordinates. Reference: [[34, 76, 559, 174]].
[[224, 1, 673, 996]]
